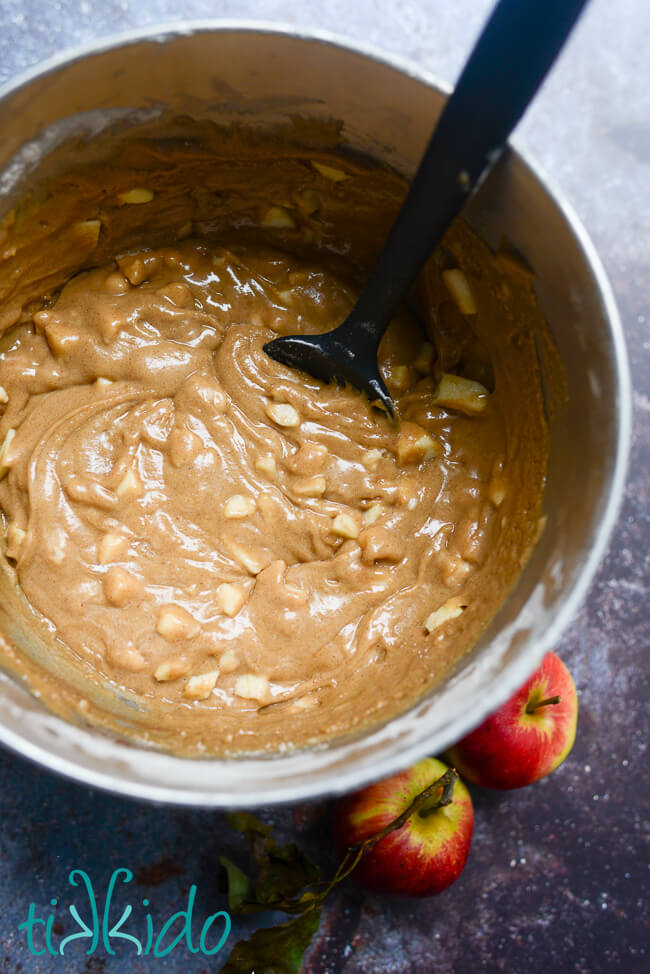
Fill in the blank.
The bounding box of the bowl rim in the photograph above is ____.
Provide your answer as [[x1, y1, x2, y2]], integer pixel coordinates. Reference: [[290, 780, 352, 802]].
[[0, 19, 632, 806]]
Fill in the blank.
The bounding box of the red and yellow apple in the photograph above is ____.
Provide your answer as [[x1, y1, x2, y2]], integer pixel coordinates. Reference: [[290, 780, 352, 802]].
[[333, 757, 473, 897], [446, 651, 578, 789]]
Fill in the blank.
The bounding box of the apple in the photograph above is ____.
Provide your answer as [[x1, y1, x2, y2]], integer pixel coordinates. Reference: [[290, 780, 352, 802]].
[[446, 651, 578, 789], [333, 757, 474, 896]]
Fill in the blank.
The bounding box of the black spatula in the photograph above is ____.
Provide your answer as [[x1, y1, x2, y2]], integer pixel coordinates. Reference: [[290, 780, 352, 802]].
[[264, 0, 589, 415]]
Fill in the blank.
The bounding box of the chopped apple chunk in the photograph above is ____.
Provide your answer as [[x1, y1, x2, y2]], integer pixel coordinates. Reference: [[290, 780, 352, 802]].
[[184, 670, 219, 700], [261, 205, 296, 229], [224, 495, 256, 519], [414, 342, 435, 374], [442, 268, 477, 315], [103, 567, 142, 607], [433, 374, 489, 416], [292, 475, 326, 498], [332, 513, 360, 540], [216, 582, 247, 617], [219, 650, 240, 673], [116, 466, 143, 499], [154, 657, 191, 682], [119, 188, 154, 205], [311, 160, 349, 182], [234, 673, 269, 701], [255, 454, 277, 477], [266, 402, 300, 427], [424, 600, 466, 634], [229, 542, 272, 576], [156, 605, 200, 641], [396, 422, 440, 465], [6, 523, 26, 559], [98, 532, 128, 565], [0, 428, 16, 479]]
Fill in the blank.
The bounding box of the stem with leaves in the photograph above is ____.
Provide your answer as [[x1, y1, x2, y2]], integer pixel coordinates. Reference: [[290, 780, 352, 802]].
[[220, 767, 460, 973]]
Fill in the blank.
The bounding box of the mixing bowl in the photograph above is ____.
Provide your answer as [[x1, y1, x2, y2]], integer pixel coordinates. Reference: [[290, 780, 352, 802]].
[[0, 23, 631, 805]]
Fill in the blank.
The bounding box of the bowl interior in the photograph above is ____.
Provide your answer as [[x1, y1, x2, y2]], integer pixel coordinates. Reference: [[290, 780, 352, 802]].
[[0, 26, 629, 805]]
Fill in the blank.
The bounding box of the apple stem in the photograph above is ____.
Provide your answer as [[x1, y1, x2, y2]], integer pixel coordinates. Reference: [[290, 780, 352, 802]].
[[418, 769, 458, 818], [329, 768, 459, 891], [526, 694, 561, 714]]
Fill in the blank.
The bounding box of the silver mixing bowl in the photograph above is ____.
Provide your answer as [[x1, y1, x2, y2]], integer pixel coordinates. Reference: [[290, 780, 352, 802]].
[[0, 23, 631, 806]]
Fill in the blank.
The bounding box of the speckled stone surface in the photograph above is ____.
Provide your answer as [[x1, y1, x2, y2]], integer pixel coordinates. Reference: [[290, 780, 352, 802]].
[[0, 1, 648, 972]]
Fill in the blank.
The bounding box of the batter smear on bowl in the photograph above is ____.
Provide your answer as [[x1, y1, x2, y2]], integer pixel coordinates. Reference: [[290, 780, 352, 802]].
[[0, 131, 551, 754]]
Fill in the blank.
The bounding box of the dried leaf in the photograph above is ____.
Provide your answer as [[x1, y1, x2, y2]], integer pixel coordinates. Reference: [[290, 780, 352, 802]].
[[225, 812, 320, 913], [221, 909, 322, 974]]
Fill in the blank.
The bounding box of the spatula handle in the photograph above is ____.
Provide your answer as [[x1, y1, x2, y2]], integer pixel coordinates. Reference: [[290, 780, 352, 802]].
[[336, 0, 590, 351]]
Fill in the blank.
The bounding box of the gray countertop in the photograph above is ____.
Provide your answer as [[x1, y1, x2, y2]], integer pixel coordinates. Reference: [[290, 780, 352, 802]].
[[0, 2, 648, 972]]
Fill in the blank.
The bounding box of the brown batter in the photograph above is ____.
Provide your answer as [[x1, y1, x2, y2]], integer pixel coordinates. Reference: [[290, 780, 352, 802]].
[[0, 123, 550, 755]]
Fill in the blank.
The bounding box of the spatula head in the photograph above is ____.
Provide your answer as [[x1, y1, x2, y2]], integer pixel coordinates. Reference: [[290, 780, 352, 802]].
[[264, 332, 395, 417]]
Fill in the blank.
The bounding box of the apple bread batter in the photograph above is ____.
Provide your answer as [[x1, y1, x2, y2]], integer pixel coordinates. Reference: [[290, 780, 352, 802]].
[[0, 128, 550, 755]]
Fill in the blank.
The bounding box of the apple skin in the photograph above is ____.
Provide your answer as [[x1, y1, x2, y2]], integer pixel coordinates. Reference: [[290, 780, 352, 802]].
[[446, 652, 578, 790], [333, 757, 474, 897]]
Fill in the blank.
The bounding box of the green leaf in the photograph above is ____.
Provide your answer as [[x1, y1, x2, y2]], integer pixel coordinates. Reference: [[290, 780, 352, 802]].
[[220, 856, 251, 913], [220, 908, 322, 974]]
